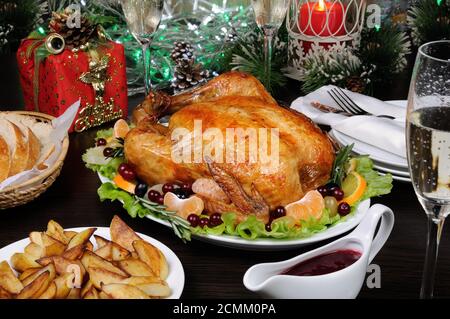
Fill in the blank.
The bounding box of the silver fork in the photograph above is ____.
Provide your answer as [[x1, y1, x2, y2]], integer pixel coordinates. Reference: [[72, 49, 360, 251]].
[[327, 87, 396, 120]]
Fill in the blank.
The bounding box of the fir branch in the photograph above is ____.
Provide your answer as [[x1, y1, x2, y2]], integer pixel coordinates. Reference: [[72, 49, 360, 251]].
[[330, 144, 354, 186]]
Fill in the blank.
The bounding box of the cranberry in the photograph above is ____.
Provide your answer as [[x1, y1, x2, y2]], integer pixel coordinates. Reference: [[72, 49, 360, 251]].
[[180, 182, 193, 194], [199, 218, 209, 228], [103, 147, 114, 158], [118, 163, 136, 181], [265, 224, 272, 232], [270, 206, 286, 220], [209, 213, 223, 226], [338, 202, 351, 216], [332, 188, 345, 201], [96, 138, 107, 146], [317, 185, 329, 197], [162, 183, 177, 194], [148, 190, 161, 202], [326, 182, 339, 190], [135, 183, 148, 198], [187, 214, 200, 227], [156, 195, 165, 205]]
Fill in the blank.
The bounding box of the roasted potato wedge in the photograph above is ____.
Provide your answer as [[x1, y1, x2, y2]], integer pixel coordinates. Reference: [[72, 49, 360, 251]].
[[101, 283, 150, 299], [121, 276, 171, 297], [94, 242, 130, 262], [86, 241, 94, 252], [81, 251, 127, 277], [62, 244, 84, 261], [0, 286, 12, 299], [16, 271, 51, 299], [63, 231, 78, 241], [66, 287, 81, 299], [110, 215, 141, 252], [44, 241, 66, 257], [0, 261, 24, 294], [87, 267, 127, 289], [22, 263, 56, 287], [84, 287, 99, 299], [24, 243, 44, 259], [93, 244, 112, 261], [117, 258, 155, 277], [94, 235, 110, 249], [10, 253, 41, 272], [80, 280, 94, 298], [133, 240, 169, 279], [67, 228, 96, 250], [19, 267, 42, 282], [53, 273, 73, 299], [46, 220, 68, 244], [38, 282, 57, 299]]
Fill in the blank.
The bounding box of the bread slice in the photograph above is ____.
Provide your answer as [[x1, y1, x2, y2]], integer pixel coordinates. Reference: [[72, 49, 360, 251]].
[[26, 128, 40, 169], [0, 136, 10, 182], [0, 119, 28, 177]]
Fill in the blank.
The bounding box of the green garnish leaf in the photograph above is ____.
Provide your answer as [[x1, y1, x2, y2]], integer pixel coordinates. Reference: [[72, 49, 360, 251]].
[[330, 144, 354, 186]]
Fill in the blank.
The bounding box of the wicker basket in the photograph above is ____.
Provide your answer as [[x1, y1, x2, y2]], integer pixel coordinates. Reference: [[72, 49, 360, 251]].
[[0, 111, 69, 209]]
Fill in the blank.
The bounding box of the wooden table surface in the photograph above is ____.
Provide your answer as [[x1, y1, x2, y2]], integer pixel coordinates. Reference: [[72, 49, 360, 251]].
[[1, 60, 449, 299]]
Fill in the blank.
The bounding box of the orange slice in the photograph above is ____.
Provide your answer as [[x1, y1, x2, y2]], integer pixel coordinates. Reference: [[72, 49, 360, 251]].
[[285, 190, 325, 223], [113, 174, 136, 194], [113, 119, 130, 139], [164, 192, 204, 219], [341, 171, 367, 205]]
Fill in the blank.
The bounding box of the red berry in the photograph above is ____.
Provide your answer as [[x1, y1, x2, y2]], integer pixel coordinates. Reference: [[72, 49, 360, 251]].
[[199, 218, 209, 228], [338, 202, 351, 216], [103, 147, 114, 157], [209, 213, 223, 226], [156, 195, 165, 205], [180, 182, 193, 193], [148, 190, 161, 202], [96, 138, 107, 146], [187, 214, 200, 227], [118, 163, 136, 181], [270, 206, 286, 220], [317, 185, 328, 197], [332, 188, 345, 201], [162, 183, 177, 194]]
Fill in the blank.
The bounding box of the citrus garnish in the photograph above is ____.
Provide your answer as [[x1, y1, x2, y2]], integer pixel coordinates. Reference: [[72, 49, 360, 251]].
[[344, 158, 358, 174], [164, 192, 204, 219], [285, 190, 325, 223], [113, 119, 130, 139], [113, 174, 136, 194], [341, 171, 367, 205]]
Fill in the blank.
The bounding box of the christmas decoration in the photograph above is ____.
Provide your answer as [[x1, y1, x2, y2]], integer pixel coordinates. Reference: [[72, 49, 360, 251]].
[[230, 27, 288, 93], [407, 0, 450, 45], [170, 42, 210, 92], [16, 9, 127, 132]]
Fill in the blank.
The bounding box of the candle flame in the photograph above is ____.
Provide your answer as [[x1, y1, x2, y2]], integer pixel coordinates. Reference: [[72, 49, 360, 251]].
[[317, 0, 326, 11]]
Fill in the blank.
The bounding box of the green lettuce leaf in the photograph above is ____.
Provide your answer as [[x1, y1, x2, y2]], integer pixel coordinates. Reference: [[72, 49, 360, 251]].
[[85, 157, 123, 180], [355, 156, 393, 201], [98, 182, 149, 218]]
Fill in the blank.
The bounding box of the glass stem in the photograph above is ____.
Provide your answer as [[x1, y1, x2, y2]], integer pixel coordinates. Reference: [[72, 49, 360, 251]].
[[263, 33, 273, 91], [142, 41, 152, 95], [420, 216, 445, 299]]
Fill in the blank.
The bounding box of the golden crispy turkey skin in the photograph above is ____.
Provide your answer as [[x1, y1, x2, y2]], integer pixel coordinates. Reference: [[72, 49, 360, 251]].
[[124, 72, 335, 219]]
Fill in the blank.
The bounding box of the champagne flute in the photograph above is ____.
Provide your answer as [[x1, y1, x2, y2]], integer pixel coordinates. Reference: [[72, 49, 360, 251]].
[[121, 0, 164, 95], [251, 0, 290, 89], [406, 40, 450, 299]]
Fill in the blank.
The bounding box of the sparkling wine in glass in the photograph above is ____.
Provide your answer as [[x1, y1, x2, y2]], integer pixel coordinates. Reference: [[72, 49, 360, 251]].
[[406, 40, 450, 299], [251, 0, 290, 89], [121, 0, 164, 95]]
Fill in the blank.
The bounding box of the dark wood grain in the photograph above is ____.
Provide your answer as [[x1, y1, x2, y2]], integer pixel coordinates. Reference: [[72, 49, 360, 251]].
[[1, 57, 448, 299]]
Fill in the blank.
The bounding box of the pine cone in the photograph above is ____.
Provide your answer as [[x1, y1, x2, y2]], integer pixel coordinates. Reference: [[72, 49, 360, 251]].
[[49, 9, 97, 50], [345, 76, 366, 93], [170, 42, 210, 92]]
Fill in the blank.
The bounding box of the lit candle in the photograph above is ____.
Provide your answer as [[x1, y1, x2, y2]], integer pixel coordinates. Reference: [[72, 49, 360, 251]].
[[299, 0, 346, 37]]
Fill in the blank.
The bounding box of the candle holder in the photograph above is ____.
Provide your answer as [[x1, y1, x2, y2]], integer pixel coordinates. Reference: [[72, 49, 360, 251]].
[[286, 0, 367, 77]]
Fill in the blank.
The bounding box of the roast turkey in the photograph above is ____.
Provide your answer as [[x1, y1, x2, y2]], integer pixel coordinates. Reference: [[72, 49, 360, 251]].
[[125, 72, 335, 222]]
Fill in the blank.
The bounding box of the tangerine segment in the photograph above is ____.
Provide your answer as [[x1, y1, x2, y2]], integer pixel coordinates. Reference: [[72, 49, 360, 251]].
[[113, 119, 130, 139], [341, 172, 367, 206], [285, 190, 325, 223], [113, 174, 136, 194], [164, 192, 204, 219]]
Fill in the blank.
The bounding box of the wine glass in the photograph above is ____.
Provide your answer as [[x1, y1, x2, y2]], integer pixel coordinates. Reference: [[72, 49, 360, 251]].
[[121, 0, 164, 95], [406, 40, 450, 299], [251, 0, 290, 89]]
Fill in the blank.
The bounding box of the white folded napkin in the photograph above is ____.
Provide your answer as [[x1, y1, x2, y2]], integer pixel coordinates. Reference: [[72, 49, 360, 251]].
[[291, 85, 407, 158]]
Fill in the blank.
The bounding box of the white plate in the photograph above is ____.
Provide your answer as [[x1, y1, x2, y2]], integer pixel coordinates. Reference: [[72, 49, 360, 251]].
[[99, 174, 370, 251], [377, 172, 411, 183], [0, 227, 185, 299], [373, 163, 410, 177]]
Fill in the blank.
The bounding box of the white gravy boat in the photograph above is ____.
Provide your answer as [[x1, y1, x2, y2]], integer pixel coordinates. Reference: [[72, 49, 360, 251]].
[[243, 204, 394, 299]]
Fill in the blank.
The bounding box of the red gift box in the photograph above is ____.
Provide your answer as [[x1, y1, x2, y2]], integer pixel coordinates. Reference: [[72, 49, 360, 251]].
[[16, 39, 128, 132]]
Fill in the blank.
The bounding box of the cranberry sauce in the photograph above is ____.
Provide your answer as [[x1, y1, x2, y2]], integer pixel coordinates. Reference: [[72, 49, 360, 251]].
[[281, 250, 362, 276]]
